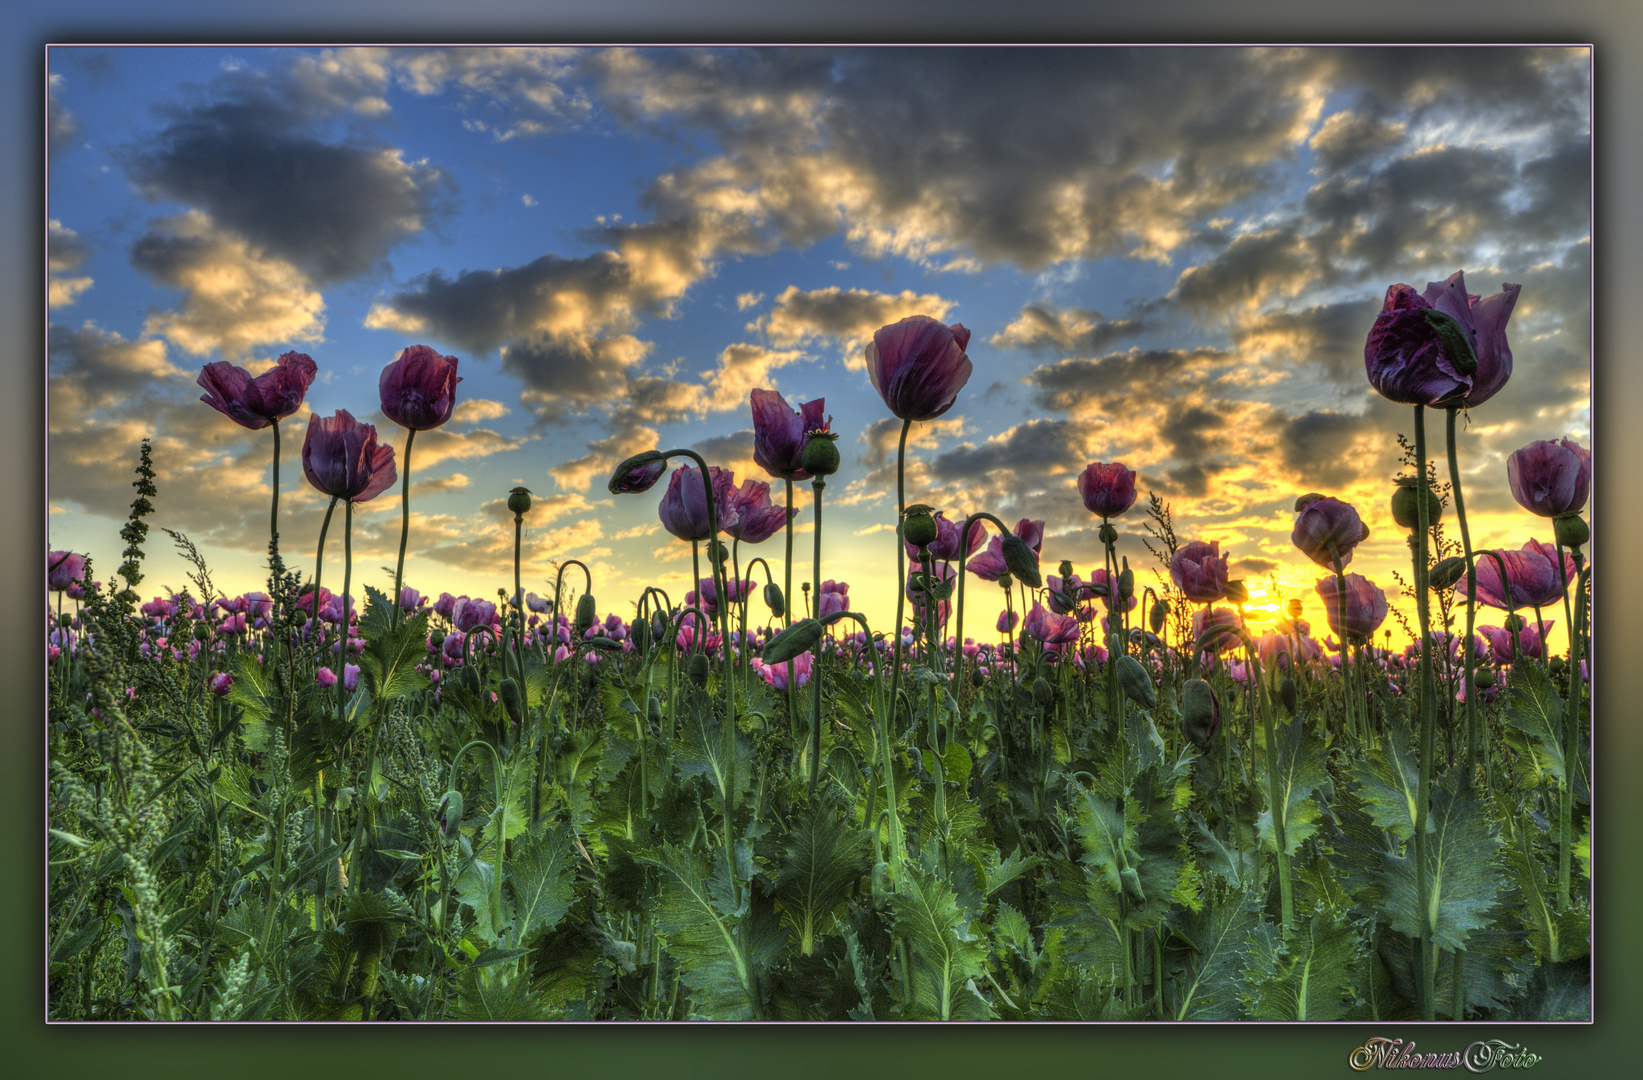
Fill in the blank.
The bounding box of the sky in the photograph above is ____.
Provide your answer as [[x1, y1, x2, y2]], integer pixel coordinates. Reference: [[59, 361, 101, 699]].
[[44, 45, 1592, 649]]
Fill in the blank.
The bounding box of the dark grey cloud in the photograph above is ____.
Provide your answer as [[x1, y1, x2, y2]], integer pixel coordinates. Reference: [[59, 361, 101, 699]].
[[990, 303, 1149, 354], [1276, 407, 1386, 491], [1229, 297, 1380, 385], [930, 418, 1084, 483], [1308, 109, 1405, 172], [125, 80, 452, 283], [1029, 347, 1231, 413]]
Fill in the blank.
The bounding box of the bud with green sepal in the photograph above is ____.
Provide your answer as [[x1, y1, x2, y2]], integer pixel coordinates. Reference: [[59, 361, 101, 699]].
[[764, 582, 785, 618], [1181, 678, 1220, 750], [1149, 599, 1168, 635], [1002, 534, 1041, 588], [1390, 476, 1443, 531], [498, 677, 524, 726], [1223, 578, 1248, 605], [575, 593, 597, 636], [1429, 556, 1467, 591], [1554, 512, 1589, 549], [1116, 654, 1156, 708], [1032, 676, 1054, 706], [687, 652, 711, 688], [764, 618, 824, 664]]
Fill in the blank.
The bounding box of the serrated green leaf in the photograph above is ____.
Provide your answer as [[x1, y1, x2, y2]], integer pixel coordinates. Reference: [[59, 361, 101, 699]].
[[1502, 829, 1588, 963], [226, 652, 276, 750], [891, 862, 993, 1021], [454, 859, 502, 945], [644, 844, 756, 1019], [507, 822, 578, 945], [983, 846, 1040, 899], [1245, 904, 1358, 1021], [1502, 662, 1566, 784], [774, 800, 869, 956], [1352, 720, 1424, 841], [991, 901, 1035, 963], [1190, 812, 1255, 891], [358, 607, 431, 704], [1172, 892, 1261, 1020], [1377, 788, 1502, 952], [448, 968, 552, 1021], [1256, 714, 1328, 856]]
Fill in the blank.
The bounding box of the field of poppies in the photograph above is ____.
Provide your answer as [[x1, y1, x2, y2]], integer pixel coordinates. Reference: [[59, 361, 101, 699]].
[[46, 277, 1591, 1022]]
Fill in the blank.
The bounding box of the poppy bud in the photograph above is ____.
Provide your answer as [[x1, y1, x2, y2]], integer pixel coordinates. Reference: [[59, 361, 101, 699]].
[[575, 593, 597, 636], [293, 608, 309, 626], [971, 668, 987, 687], [498, 677, 523, 725], [1149, 600, 1168, 635], [647, 694, 663, 725], [1032, 677, 1054, 706], [460, 665, 481, 696], [57, 613, 71, 629], [586, 636, 622, 651], [707, 539, 729, 571], [764, 582, 785, 618], [1223, 579, 1248, 605], [1118, 560, 1134, 600], [1098, 523, 1119, 546], [1002, 534, 1041, 588], [1429, 556, 1468, 591], [652, 610, 669, 645], [430, 629, 446, 650], [1059, 560, 1075, 580], [437, 791, 464, 841], [1280, 676, 1297, 715], [1116, 655, 1156, 708], [631, 616, 650, 655], [764, 618, 824, 664], [1553, 513, 1589, 549], [194, 622, 212, 641], [1181, 678, 1220, 750], [1504, 613, 1525, 632], [607, 450, 668, 495], [903, 506, 939, 549], [1550, 656, 1566, 677], [1475, 668, 1496, 689], [800, 430, 841, 477], [997, 572, 1014, 591], [1390, 477, 1444, 531], [687, 652, 711, 687], [1119, 866, 1147, 905], [507, 486, 532, 516]]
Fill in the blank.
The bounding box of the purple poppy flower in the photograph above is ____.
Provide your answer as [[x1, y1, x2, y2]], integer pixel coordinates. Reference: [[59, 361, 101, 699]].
[[609, 453, 668, 494], [750, 388, 830, 481], [865, 316, 974, 422], [721, 477, 795, 544], [434, 592, 459, 620], [1507, 438, 1591, 517], [659, 465, 734, 542], [1313, 573, 1388, 642], [525, 592, 549, 614], [48, 551, 87, 593], [1170, 541, 1230, 604], [1364, 283, 1476, 405], [1023, 601, 1080, 646], [1291, 496, 1371, 569], [315, 667, 338, 689], [399, 586, 427, 614], [453, 597, 499, 633], [1478, 619, 1555, 664], [379, 345, 462, 431], [1078, 462, 1138, 519], [1192, 606, 1245, 653], [904, 511, 985, 561], [197, 350, 318, 430], [1466, 543, 1575, 610], [1421, 271, 1520, 407], [206, 672, 234, 697], [301, 409, 397, 502], [996, 609, 1019, 634], [759, 651, 812, 691], [817, 579, 850, 619]]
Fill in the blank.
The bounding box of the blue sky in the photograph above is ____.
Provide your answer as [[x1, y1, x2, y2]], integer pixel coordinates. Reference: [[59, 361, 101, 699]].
[[46, 46, 1591, 646]]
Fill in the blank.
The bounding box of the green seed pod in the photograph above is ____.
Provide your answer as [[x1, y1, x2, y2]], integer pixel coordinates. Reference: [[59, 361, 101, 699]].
[[575, 593, 597, 636], [997, 571, 1014, 591], [1116, 654, 1156, 708], [647, 694, 663, 725], [764, 582, 785, 618], [1286, 598, 1304, 621], [498, 677, 524, 725], [507, 486, 532, 516], [1553, 512, 1589, 549], [1058, 560, 1075, 580], [707, 539, 730, 571], [586, 636, 622, 651], [630, 616, 650, 655], [903, 506, 939, 548], [1474, 668, 1496, 689], [1097, 522, 1119, 546], [687, 651, 711, 687], [1429, 556, 1468, 591], [1503, 613, 1525, 632], [1550, 656, 1566, 677], [1390, 477, 1444, 531], [1149, 600, 1169, 635], [1181, 678, 1220, 750], [429, 628, 446, 650], [1001, 534, 1042, 588], [1032, 676, 1054, 706], [1280, 676, 1298, 715], [437, 791, 464, 841], [1223, 578, 1248, 605], [800, 430, 841, 477], [57, 613, 72, 629], [764, 618, 824, 664], [1119, 866, 1147, 905], [194, 621, 213, 641]]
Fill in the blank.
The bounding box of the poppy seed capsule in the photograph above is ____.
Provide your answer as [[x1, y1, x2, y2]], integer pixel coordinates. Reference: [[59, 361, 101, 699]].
[[903, 507, 939, 548], [1116, 655, 1156, 708], [687, 652, 711, 687], [507, 486, 532, 516], [1098, 523, 1119, 546], [997, 571, 1014, 591], [1059, 560, 1075, 579], [1390, 477, 1444, 530], [1429, 556, 1468, 591], [1503, 613, 1525, 632], [1475, 668, 1496, 689], [1181, 678, 1220, 750], [1553, 512, 1589, 549], [430, 629, 446, 649], [1286, 598, 1304, 620], [1223, 579, 1248, 605], [194, 622, 213, 641], [57, 613, 71, 629], [799, 430, 840, 477]]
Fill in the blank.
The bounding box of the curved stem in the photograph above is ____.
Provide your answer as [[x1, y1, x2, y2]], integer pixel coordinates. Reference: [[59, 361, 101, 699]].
[[1445, 407, 1481, 790], [888, 419, 914, 736], [391, 427, 417, 627]]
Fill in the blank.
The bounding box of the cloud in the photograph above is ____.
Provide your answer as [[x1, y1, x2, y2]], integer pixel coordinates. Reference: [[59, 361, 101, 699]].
[[48, 323, 186, 418], [989, 303, 1149, 354], [48, 74, 78, 158], [48, 220, 94, 308], [699, 343, 807, 411], [1308, 109, 1407, 172], [1028, 346, 1235, 416], [753, 284, 955, 368], [130, 210, 326, 359], [125, 71, 452, 283]]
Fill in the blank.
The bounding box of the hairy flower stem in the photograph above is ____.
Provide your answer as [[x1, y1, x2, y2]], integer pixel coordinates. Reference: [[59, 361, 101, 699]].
[[1411, 404, 1438, 1021], [1554, 537, 1581, 905], [1330, 552, 1359, 747], [888, 419, 914, 738], [1444, 407, 1482, 789], [338, 499, 355, 730], [513, 509, 526, 693], [809, 475, 826, 791], [448, 739, 508, 944], [391, 427, 416, 628], [784, 479, 797, 735]]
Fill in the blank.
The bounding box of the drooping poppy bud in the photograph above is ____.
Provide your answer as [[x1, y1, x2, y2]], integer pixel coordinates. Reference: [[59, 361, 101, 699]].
[[498, 678, 524, 726], [1116, 655, 1156, 709], [1280, 676, 1297, 715], [1002, 534, 1041, 588], [764, 582, 785, 618], [608, 450, 669, 495], [1181, 678, 1221, 750], [437, 791, 465, 841], [630, 616, 650, 656], [1032, 677, 1054, 706], [575, 594, 597, 636], [764, 618, 824, 664], [1429, 557, 1468, 591], [687, 652, 711, 687], [1223, 579, 1249, 605], [1149, 600, 1169, 635]]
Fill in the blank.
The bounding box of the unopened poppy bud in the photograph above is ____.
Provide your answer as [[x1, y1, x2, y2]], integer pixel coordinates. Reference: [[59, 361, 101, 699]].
[[575, 593, 597, 635], [1001, 534, 1041, 588], [764, 582, 785, 618], [1149, 600, 1168, 635], [971, 668, 986, 687], [1059, 560, 1075, 580], [498, 677, 524, 725], [1116, 655, 1156, 708], [194, 622, 212, 641], [437, 791, 464, 840], [1503, 613, 1525, 632], [1553, 512, 1589, 549], [1223, 579, 1248, 605], [1181, 678, 1221, 750], [1390, 477, 1444, 530], [764, 618, 824, 664], [607, 450, 668, 495], [1475, 668, 1496, 689], [460, 665, 481, 696], [997, 572, 1014, 591], [1550, 656, 1566, 677], [1280, 676, 1297, 715], [1098, 523, 1119, 546], [430, 629, 446, 649], [799, 429, 841, 477], [903, 505, 939, 548], [507, 486, 532, 516], [1118, 560, 1134, 600], [631, 617, 650, 655], [1429, 556, 1468, 591], [1294, 492, 1326, 512], [652, 611, 669, 644], [1032, 676, 1054, 706], [1119, 866, 1146, 905], [57, 613, 71, 629], [586, 636, 622, 651], [647, 694, 663, 725], [687, 652, 711, 687]]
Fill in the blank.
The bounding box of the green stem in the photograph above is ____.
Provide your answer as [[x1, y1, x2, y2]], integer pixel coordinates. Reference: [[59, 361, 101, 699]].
[[1411, 404, 1437, 1021], [1554, 538, 1579, 906], [391, 427, 417, 627], [1444, 407, 1481, 791], [887, 419, 914, 738], [809, 475, 826, 791], [338, 498, 354, 729]]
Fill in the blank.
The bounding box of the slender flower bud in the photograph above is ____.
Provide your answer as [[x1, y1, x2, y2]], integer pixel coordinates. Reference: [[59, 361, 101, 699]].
[[1429, 556, 1468, 591], [498, 677, 524, 726], [1181, 679, 1221, 749], [608, 451, 669, 495], [1149, 600, 1168, 635], [575, 594, 597, 636], [1280, 676, 1298, 715], [687, 652, 711, 687], [765, 618, 825, 664], [764, 582, 786, 618], [1223, 579, 1249, 605]]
